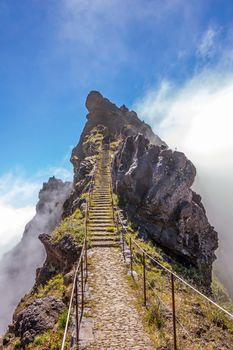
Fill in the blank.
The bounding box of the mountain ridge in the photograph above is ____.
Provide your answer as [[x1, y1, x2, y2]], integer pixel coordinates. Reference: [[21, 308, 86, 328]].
[[1, 91, 229, 350]]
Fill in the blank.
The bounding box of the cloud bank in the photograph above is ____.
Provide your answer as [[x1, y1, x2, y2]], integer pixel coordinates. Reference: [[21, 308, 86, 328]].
[[0, 174, 40, 259], [135, 66, 233, 295], [0, 176, 72, 334], [0, 166, 72, 260]]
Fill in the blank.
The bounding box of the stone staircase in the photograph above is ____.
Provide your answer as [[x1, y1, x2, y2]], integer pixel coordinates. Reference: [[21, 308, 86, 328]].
[[88, 149, 120, 248]]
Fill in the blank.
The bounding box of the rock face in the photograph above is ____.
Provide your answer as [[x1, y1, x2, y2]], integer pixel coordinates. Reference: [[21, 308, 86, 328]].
[[0, 177, 72, 334], [36, 233, 81, 286], [13, 297, 65, 347], [112, 134, 218, 288]]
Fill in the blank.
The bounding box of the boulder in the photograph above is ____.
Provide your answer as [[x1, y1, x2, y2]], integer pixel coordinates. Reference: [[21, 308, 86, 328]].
[[36, 233, 81, 286], [13, 297, 65, 347]]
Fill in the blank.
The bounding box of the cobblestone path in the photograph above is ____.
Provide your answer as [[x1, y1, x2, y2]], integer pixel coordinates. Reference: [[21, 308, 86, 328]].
[[84, 247, 154, 350]]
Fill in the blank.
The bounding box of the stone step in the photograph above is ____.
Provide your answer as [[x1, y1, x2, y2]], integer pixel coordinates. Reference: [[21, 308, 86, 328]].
[[91, 232, 117, 237], [91, 198, 111, 201], [88, 214, 113, 218], [89, 207, 112, 210], [91, 194, 110, 196], [90, 198, 111, 201], [89, 230, 115, 235], [88, 224, 116, 232], [89, 211, 113, 215], [88, 222, 115, 232], [89, 208, 112, 211], [92, 190, 110, 193], [88, 220, 114, 224], [93, 188, 110, 194], [91, 241, 120, 248], [91, 202, 112, 206], [91, 236, 119, 242], [89, 216, 113, 220]]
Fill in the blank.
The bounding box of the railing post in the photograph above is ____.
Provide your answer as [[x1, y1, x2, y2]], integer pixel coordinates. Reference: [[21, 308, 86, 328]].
[[171, 273, 177, 350], [122, 230, 125, 260], [143, 252, 147, 306], [75, 276, 79, 348], [81, 257, 84, 318], [129, 237, 133, 276], [85, 239, 88, 282]]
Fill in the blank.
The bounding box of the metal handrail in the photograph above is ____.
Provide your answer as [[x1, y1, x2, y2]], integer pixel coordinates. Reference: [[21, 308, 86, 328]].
[[131, 236, 233, 320], [116, 210, 233, 350], [117, 212, 233, 320], [60, 245, 85, 350], [60, 164, 96, 350]]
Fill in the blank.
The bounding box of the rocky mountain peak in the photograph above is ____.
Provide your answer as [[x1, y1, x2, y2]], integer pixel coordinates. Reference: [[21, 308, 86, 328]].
[[85, 90, 118, 113], [85, 91, 165, 146]]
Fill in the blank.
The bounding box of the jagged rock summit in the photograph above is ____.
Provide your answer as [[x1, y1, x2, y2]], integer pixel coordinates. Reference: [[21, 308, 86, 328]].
[[71, 91, 165, 167], [85, 91, 165, 146]]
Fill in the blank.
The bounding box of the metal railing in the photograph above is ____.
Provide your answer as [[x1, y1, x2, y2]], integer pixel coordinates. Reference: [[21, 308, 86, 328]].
[[60, 166, 95, 350], [116, 211, 233, 350]]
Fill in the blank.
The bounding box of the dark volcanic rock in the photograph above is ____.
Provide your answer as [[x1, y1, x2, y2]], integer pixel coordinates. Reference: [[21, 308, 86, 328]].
[[14, 296, 65, 347], [36, 233, 81, 286], [63, 91, 165, 216], [71, 91, 165, 177], [113, 133, 218, 288]]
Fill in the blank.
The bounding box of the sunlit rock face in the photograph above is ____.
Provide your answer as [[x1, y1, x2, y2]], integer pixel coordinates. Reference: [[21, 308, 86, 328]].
[[0, 177, 72, 334], [63, 90, 166, 217], [112, 133, 218, 288]]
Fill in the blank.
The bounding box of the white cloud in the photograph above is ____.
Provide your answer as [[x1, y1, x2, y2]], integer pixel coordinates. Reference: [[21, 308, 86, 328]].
[[0, 164, 73, 259], [0, 159, 73, 259], [0, 199, 35, 257], [135, 71, 233, 159], [197, 26, 219, 59], [0, 174, 39, 258], [0, 173, 40, 208], [0, 173, 40, 256], [134, 66, 233, 293]]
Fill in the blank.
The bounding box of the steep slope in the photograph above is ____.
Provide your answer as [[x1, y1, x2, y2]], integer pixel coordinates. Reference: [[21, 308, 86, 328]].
[[0, 177, 72, 335]]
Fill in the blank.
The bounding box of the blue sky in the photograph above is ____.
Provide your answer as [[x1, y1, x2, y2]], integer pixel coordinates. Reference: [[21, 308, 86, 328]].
[[1, 0, 233, 257], [1, 0, 233, 175]]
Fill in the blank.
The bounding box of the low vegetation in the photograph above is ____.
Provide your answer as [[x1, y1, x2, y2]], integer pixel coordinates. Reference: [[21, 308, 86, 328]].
[[27, 310, 68, 350], [124, 229, 233, 349], [52, 208, 85, 243]]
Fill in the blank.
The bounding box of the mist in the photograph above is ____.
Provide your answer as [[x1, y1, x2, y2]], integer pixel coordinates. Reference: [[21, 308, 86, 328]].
[[135, 70, 233, 296], [0, 178, 72, 334]]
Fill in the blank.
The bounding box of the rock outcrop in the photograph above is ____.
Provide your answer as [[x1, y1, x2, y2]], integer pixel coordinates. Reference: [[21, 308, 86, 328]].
[[0, 177, 72, 334], [112, 133, 218, 288], [36, 233, 81, 286], [13, 297, 65, 347]]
